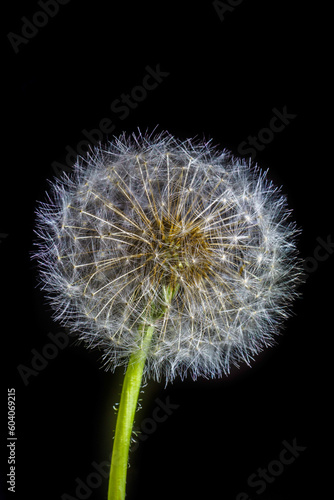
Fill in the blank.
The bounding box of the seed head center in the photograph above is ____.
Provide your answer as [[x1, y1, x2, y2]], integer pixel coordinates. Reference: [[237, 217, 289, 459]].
[[152, 218, 210, 286]]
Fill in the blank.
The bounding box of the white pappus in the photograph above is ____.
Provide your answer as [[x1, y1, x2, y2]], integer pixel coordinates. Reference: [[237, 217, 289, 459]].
[[33, 130, 303, 382]]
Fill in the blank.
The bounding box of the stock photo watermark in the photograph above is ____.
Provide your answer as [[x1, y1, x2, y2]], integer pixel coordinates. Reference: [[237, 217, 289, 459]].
[[7, 388, 16, 493], [237, 106, 297, 160], [0, 233, 9, 245], [131, 396, 180, 452], [61, 460, 110, 500], [7, 0, 71, 54], [60, 395, 179, 499], [213, 0, 245, 22], [302, 234, 334, 278], [51, 63, 170, 178], [235, 437, 307, 499], [17, 329, 69, 386]]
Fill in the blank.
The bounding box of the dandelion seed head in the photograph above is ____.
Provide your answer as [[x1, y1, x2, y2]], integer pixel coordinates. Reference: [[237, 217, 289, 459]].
[[34, 130, 303, 381]]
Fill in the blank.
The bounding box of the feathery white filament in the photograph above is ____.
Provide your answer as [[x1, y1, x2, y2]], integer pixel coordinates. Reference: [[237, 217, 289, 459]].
[[34, 131, 302, 381]]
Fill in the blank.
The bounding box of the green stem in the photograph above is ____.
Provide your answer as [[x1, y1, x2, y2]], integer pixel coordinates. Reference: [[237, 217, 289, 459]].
[[107, 322, 154, 500], [108, 284, 179, 500]]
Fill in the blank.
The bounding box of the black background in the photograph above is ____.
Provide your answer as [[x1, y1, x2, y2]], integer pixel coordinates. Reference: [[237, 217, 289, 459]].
[[2, 1, 332, 499]]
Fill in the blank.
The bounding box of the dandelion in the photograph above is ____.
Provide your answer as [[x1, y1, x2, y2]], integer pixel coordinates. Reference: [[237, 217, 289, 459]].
[[34, 130, 302, 499]]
